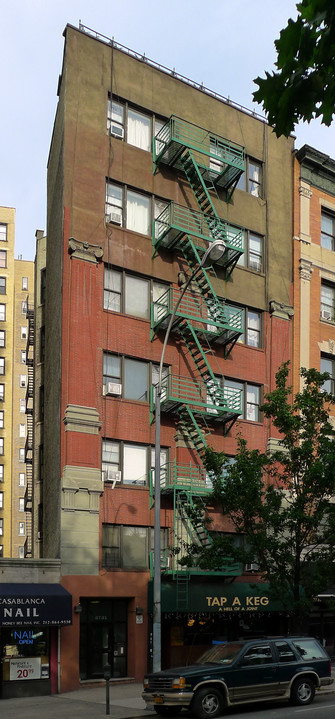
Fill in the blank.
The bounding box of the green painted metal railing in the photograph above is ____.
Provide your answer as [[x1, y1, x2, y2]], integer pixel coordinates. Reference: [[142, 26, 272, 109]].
[[153, 116, 245, 186], [149, 460, 210, 495], [153, 201, 244, 261], [151, 287, 244, 341], [151, 374, 242, 418]]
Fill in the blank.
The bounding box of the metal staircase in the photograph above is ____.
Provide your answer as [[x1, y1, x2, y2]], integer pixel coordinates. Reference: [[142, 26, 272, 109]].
[[151, 115, 245, 593], [24, 298, 34, 558]]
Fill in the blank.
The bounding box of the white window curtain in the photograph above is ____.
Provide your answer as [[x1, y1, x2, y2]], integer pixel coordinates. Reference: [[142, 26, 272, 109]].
[[126, 191, 150, 235], [127, 109, 151, 151], [123, 444, 147, 485]]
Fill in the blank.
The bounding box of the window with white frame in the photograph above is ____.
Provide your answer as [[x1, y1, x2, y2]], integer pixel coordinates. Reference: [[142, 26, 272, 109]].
[[224, 378, 261, 422], [321, 355, 335, 394], [19, 473, 25, 486], [19, 424, 26, 438], [21, 326, 27, 340], [20, 398, 25, 413], [103, 266, 167, 319], [0, 304, 6, 321], [0, 359, 5, 376], [102, 439, 167, 487], [0, 384, 4, 401], [0, 465, 3, 481], [21, 350, 26, 363], [18, 546, 24, 559], [0, 438, 3, 455], [0, 518, 3, 535], [103, 353, 149, 402], [0, 331, 5, 348], [19, 448, 25, 462], [321, 210, 335, 251], [0, 411, 4, 429], [22, 276, 28, 290], [0, 492, 3, 509], [20, 375, 26, 387], [0, 225, 7, 242], [105, 182, 167, 237], [0, 278, 6, 295], [0, 545, 3, 557], [21, 301, 27, 315], [236, 307, 262, 347], [19, 498, 24, 512], [19, 521, 25, 535], [237, 158, 262, 197], [107, 97, 165, 153], [321, 283, 335, 322], [0, 251, 6, 269], [237, 232, 263, 272]]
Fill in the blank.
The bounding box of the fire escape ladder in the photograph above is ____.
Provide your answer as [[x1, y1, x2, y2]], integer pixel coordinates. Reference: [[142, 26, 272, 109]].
[[177, 405, 211, 464], [180, 148, 219, 217], [24, 297, 34, 558], [178, 319, 224, 407]]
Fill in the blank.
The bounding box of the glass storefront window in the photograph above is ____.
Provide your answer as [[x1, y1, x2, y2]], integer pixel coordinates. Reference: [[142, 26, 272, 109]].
[[1, 627, 49, 681]]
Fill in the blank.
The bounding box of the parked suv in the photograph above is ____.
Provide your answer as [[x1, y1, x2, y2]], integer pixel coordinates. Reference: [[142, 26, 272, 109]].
[[142, 637, 333, 718]]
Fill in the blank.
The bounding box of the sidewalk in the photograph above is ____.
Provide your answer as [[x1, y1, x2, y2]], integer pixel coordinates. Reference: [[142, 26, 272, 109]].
[[2, 672, 335, 719]]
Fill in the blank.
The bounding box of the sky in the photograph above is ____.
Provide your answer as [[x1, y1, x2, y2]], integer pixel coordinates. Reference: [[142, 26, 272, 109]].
[[2, 0, 335, 261]]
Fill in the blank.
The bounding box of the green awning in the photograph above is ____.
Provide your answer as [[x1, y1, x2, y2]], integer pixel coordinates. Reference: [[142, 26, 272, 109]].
[[148, 580, 284, 614]]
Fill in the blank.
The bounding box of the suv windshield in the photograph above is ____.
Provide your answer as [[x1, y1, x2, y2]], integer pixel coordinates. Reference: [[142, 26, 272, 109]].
[[196, 642, 243, 664]]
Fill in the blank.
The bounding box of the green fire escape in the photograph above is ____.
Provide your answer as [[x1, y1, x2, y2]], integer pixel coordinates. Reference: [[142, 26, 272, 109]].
[[151, 116, 245, 608]]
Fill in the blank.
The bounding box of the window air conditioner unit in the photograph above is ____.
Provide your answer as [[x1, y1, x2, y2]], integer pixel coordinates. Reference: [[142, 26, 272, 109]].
[[104, 382, 122, 396], [161, 555, 171, 570], [322, 309, 332, 320], [106, 210, 122, 226], [245, 562, 259, 572], [103, 469, 121, 484], [109, 124, 124, 139]]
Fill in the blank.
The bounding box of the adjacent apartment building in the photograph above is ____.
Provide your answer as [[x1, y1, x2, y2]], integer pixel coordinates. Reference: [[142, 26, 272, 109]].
[[0, 206, 34, 559], [39, 24, 294, 690]]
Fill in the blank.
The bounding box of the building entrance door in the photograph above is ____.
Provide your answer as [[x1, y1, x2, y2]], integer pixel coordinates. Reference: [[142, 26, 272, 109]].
[[79, 598, 127, 679]]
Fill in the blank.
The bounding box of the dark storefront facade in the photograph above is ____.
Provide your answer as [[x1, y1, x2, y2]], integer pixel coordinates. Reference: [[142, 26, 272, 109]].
[[0, 583, 72, 698]]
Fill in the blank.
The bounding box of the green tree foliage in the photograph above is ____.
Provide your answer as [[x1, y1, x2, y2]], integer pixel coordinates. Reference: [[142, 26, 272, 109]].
[[182, 363, 335, 624], [253, 0, 335, 137]]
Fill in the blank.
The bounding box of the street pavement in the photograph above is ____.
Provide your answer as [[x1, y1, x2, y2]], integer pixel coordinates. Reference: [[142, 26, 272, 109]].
[[2, 672, 335, 719]]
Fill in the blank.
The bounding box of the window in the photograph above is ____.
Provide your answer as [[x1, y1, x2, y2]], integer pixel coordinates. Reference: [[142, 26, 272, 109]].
[[0, 384, 4, 401], [19, 522, 25, 536], [0, 492, 3, 509], [0, 225, 7, 242], [19, 473, 25, 486], [103, 353, 149, 402], [107, 97, 164, 152], [321, 283, 335, 322], [321, 355, 335, 393], [18, 546, 24, 559], [40, 326, 45, 361], [321, 210, 335, 250], [242, 644, 273, 666], [234, 307, 262, 347], [102, 524, 169, 569], [40, 268, 46, 304], [21, 301, 27, 315], [19, 498, 24, 512], [0, 411, 4, 429], [21, 326, 27, 340], [0, 304, 6, 321], [19, 448, 25, 462], [21, 350, 26, 363], [22, 277, 28, 290], [225, 378, 261, 422], [102, 439, 166, 487], [105, 182, 167, 237], [19, 424, 26, 438], [0, 438, 3, 455], [0, 465, 3, 481], [39, 386, 44, 420], [0, 278, 6, 295], [20, 375, 26, 387], [0, 359, 5, 375], [275, 641, 296, 663], [0, 545, 3, 557], [0, 331, 5, 347], [0, 251, 7, 268], [237, 232, 263, 272], [39, 444, 44, 482], [104, 266, 167, 320], [0, 519, 3, 535], [237, 158, 262, 197]]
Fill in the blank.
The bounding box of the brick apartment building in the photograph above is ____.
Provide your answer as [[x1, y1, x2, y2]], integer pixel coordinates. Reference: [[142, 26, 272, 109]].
[[36, 24, 295, 691]]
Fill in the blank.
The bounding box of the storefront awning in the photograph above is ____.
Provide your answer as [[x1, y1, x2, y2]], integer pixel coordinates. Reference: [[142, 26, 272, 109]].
[[148, 580, 285, 614], [0, 584, 72, 627]]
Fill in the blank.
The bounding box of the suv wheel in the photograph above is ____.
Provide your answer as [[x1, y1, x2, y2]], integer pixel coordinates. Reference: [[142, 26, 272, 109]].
[[192, 687, 224, 719], [290, 677, 315, 705]]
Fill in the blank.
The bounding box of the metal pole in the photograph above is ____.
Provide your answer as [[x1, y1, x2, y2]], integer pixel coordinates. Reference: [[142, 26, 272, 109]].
[[152, 239, 226, 673]]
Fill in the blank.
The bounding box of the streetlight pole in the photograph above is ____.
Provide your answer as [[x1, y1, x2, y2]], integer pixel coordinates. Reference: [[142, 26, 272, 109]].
[[152, 238, 226, 672]]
